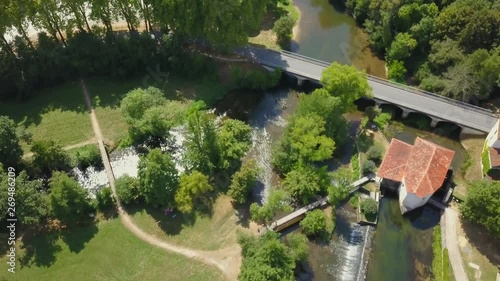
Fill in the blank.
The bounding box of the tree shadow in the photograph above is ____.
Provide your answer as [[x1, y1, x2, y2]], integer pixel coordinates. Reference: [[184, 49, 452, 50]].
[[19, 230, 62, 268], [461, 219, 500, 267], [58, 223, 99, 254]]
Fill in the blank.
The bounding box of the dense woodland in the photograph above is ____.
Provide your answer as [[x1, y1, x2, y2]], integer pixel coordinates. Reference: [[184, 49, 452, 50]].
[[0, 0, 277, 101], [344, 0, 500, 103]]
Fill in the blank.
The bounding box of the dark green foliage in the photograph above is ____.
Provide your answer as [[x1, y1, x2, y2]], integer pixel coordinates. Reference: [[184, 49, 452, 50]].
[[284, 232, 309, 263], [218, 118, 253, 170], [460, 181, 500, 237], [231, 67, 282, 90], [174, 171, 213, 213], [328, 167, 353, 206], [0, 168, 48, 226], [96, 187, 114, 210], [283, 164, 329, 204], [361, 198, 378, 216], [300, 209, 327, 237], [366, 145, 384, 163], [228, 160, 260, 204], [70, 145, 102, 170], [273, 15, 296, 48], [238, 231, 295, 281], [115, 175, 140, 204], [250, 189, 292, 223], [49, 171, 92, 225], [138, 149, 179, 207], [362, 160, 377, 175], [31, 140, 70, 176], [0, 116, 23, 167]]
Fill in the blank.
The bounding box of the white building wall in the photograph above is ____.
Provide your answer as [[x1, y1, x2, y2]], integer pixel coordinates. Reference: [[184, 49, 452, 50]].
[[398, 177, 431, 213]]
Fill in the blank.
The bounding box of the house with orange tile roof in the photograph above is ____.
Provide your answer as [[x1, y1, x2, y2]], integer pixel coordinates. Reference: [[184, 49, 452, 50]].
[[377, 137, 455, 214], [485, 119, 500, 173]]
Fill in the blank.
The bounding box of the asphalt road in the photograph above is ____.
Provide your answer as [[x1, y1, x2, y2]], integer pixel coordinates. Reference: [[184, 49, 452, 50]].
[[240, 47, 498, 133]]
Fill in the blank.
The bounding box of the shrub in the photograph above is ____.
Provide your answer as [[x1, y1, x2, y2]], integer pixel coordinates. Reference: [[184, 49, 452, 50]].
[[115, 175, 140, 204], [351, 148, 360, 178], [481, 144, 491, 175], [300, 209, 327, 237], [366, 145, 384, 163], [231, 67, 281, 90], [388, 60, 407, 83], [96, 187, 114, 210], [361, 198, 377, 216], [273, 15, 296, 48], [362, 160, 377, 175], [71, 145, 102, 170]]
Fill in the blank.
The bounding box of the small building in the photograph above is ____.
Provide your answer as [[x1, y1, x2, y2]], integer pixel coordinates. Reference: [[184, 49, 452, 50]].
[[484, 119, 500, 173], [377, 137, 455, 214]]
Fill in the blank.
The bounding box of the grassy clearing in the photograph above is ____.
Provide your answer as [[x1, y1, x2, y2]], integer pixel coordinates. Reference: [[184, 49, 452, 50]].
[[0, 217, 224, 281], [432, 226, 453, 281], [128, 195, 239, 251]]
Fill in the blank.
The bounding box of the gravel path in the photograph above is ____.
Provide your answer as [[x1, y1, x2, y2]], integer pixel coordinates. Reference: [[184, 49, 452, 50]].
[[444, 208, 469, 281], [80, 79, 240, 281], [22, 139, 97, 159]]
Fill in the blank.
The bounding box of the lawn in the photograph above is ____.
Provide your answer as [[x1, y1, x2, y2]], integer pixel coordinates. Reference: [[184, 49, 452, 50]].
[[128, 195, 239, 251], [0, 73, 231, 152], [0, 217, 224, 281]]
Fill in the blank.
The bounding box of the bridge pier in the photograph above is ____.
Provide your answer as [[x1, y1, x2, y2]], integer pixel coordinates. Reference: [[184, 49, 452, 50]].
[[401, 109, 412, 119], [430, 119, 439, 128], [460, 126, 486, 137], [297, 77, 307, 87]]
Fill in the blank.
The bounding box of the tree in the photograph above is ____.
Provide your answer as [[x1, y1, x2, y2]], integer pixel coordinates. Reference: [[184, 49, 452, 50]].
[[427, 39, 465, 73], [238, 231, 295, 281], [31, 140, 69, 175], [296, 89, 349, 147], [374, 112, 391, 130], [32, 0, 71, 46], [49, 171, 92, 224], [228, 160, 260, 204], [138, 149, 179, 207], [250, 189, 292, 223], [387, 33, 417, 62], [284, 232, 309, 263], [320, 62, 372, 112], [460, 181, 500, 237], [89, 0, 116, 33], [175, 171, 213, 213], [0, 168, 48, 226], [361, 198, 378, 216], [273, 15, 295, 48], [283, 165, 329, 204], [388, 60, 407, 83], [218, 119, 252, 170], [367, 145, 384, 163], [62, 0, 92, 31], [0, 116, 23, 167], [115, 175, 140, 204], [300, 209, 327, 237], [128, 105, 172, 146], [362, 160, 377, 175], [120, 87, 167, 122], [272, 115, 335, 174], [328, 167, 353, 206], [183, 102, 220, 174], [96, 187, 114, 209]]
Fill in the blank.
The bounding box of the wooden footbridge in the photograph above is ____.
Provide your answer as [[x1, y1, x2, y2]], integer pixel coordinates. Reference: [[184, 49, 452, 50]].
[[268, 175, 374, 232]]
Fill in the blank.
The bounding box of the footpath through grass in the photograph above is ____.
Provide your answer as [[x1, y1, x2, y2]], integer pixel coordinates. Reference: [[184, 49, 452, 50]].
[[128, 196, 239, 251], [0, 217, 224, 281], [0, 74, 230, 152]]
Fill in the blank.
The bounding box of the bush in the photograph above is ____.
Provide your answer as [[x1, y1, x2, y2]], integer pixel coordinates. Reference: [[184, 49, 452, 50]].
[[481, 144, 491, 175], [366, 145, 384, 163], [273, 15, 296, 48], [362, 160, 377, 175], [115, 175, 140, 204], [351, 148, 360, 178], [70, 145, 102, 170], [300, 209, 327, 237], [360, 198, 378, 216], [388, 60, 407, 83], [231, 67, 281, 90], [96, 187, 114, 210]]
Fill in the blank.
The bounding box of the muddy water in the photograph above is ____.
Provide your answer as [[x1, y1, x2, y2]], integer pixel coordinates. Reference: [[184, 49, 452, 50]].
[[292, 0, 386, 77]]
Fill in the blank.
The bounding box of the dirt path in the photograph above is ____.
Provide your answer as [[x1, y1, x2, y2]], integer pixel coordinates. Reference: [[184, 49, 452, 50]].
[[444, 207, 469, 281], [22, 139, 97, 159], [79, 79, 240, 281]]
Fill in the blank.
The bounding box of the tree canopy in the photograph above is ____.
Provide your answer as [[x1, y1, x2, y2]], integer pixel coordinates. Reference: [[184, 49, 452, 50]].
[[138, 149, 179, 207], [175, 171, 213, 213], [250, 189, 292, 223], [460, 180, 500, 237], [300, 209, 327, 237], [228, 159, 260, 204], [0, 116, 23, 167]]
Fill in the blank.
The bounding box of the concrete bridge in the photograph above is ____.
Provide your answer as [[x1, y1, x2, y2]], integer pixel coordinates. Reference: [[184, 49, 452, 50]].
[[239, 47, 498, 136], [268, 176, 373, 232]]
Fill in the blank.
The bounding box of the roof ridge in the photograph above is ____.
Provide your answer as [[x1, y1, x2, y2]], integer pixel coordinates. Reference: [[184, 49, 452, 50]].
[[409, 139, 437, 194]]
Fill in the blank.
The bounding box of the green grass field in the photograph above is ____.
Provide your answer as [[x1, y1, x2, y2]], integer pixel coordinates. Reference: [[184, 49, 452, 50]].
[[0, 217, 224, 281], [0, 74, 229, 152], [128, 196, 238, 251]]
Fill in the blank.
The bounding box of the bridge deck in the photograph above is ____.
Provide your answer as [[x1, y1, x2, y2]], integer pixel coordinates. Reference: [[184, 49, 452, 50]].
[[240, 47, 497, 133], [269, 176, 372, 231]]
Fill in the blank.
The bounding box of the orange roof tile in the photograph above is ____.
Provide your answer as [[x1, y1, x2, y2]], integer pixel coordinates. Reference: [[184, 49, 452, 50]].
[[377, 137, 455, 198], [377, 138, 413, 182]]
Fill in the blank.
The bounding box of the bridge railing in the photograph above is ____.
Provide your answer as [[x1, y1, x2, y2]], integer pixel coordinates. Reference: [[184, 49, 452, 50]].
[[278, 50, 496, 117]]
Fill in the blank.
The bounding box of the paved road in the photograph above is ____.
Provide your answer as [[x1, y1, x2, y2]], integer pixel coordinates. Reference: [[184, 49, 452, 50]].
[[444, 208, 469, 281], [239, 47, 498, 133]]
